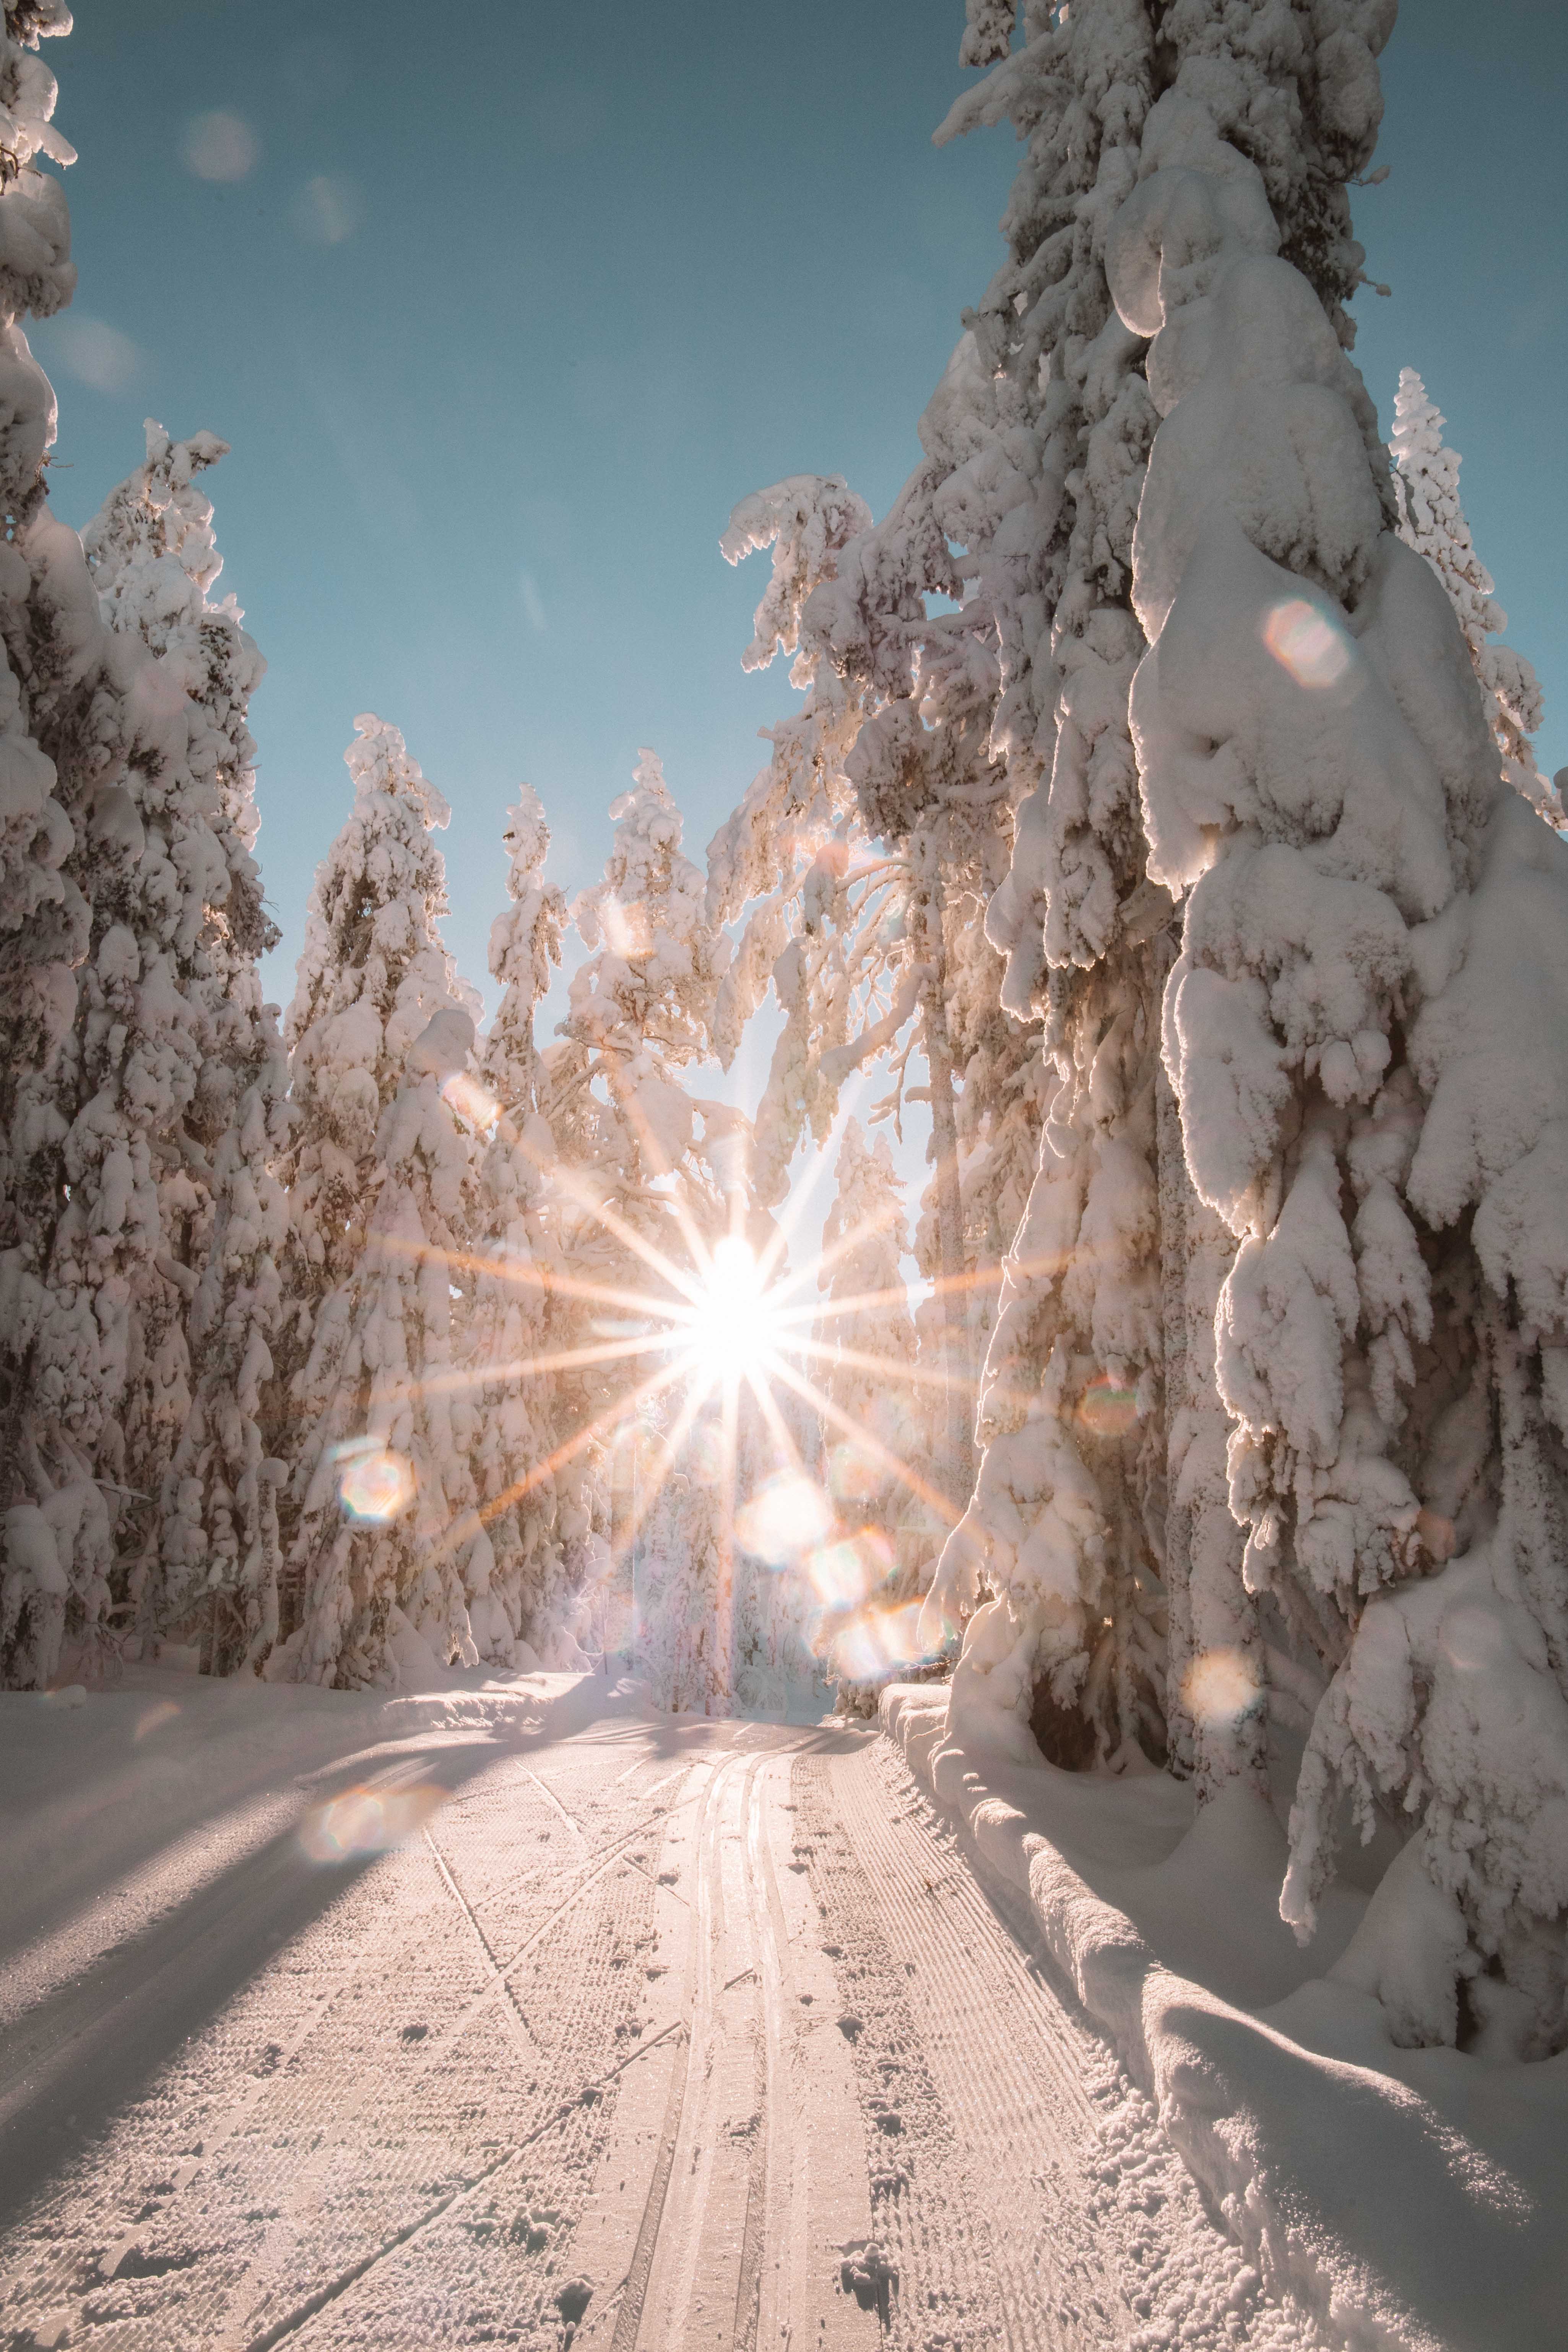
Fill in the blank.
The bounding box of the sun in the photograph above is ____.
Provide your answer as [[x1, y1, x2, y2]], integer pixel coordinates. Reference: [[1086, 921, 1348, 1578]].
[[679, 1234, 785, 1390]]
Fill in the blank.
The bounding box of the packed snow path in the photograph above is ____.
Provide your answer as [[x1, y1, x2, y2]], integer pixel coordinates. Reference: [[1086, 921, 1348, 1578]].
[[0, 1694, 1324, 2350]]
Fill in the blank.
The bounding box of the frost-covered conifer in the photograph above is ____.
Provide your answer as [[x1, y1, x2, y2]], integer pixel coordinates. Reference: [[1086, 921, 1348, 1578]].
[[0, 0, 101, 1687], [546, 748, 731, 1325], [75, 423, 274, 1641], [540, 751, 733, 1658], [912, 0, 1415, 1783], [815, 0, 1178, 1770], [1391, 367, 1561, 826], [461, 787, 589, 1669], [273, 717, 487, 1687], [1097, 10, 1568, 2049]]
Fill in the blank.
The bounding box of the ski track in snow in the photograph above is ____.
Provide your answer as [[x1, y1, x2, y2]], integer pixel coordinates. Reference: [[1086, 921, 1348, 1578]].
[[0, 1709, 1329, 2350]]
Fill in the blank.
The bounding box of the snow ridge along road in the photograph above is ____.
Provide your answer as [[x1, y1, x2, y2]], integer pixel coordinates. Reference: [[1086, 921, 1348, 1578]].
[[0, 1688, 1326, 2350]]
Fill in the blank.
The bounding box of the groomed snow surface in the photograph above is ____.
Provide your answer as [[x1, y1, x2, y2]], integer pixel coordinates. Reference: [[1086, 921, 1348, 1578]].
[[2, 1661, 1354, 2352], [3, 1663, 1553, 2352], [883, 1683, 1567, 2352]]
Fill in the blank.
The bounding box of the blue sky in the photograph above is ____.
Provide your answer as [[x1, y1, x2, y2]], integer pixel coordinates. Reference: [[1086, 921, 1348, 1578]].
[[31, 0, 1567, 1047]]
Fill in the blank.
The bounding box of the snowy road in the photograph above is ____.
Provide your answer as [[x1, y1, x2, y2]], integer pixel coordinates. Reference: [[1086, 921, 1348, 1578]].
[[0, 1695, 1321, 2350]]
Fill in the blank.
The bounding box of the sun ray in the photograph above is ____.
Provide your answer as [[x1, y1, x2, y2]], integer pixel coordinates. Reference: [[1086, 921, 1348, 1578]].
[[789, 1331, 1032, 1413], [768, 1249, 1072, 1336], [749, 1070, 875, 1291], [763, 1195, 904, 1309], [374, 1228, 689, 1326], [428, 1354, 692, 1567], [743, 1362, 810, 1482], [761, 1351, 962, 1534], [487, 1104, 709, 1308], [607, 1372, 713, 1578], [571, 1044, 720, 1298]]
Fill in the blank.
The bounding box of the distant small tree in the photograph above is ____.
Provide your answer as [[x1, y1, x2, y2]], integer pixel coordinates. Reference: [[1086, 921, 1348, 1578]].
[[1391, 367, 1560, 825], [542, 750, 737, 1676]]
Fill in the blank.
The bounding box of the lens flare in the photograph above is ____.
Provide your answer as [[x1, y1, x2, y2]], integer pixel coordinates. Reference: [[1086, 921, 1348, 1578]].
[[334, 1440, 415, 1523], [1077, 1373, 1139, 1440], [1262, 598, 1352, 690], [299, 1781, 445, 1863], [805, 1526, 893, 1613], [735, 1471, 835, 1567], [1182, 1646, 1263, 1729], [832, 1600, 926, 1683], [440, 1070, 500, 1131]]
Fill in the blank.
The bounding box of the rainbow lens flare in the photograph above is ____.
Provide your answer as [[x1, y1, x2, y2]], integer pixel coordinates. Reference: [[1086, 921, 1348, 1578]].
[[334, 1440, 415, 1523], [1261, 598, 1352, 690]]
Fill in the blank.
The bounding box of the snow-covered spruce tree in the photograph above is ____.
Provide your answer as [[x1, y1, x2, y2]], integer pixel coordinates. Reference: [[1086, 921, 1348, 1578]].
[[462, 785, 588, 1670], [76, 423, 275, 1659], [782, 0, 1178, 1772], [897, 0, 1410, 1781], [273, 716, 487, 1688], [1107, 28, 1568, 2049], [0, 0, 102, 1687], [1390, 367, 1562, 827], [541, 750, 732, 1667], [1, 37, 282, 1685]]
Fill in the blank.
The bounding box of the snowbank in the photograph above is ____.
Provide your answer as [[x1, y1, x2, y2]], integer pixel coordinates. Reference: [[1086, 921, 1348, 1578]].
[[881, 1683, 1566, 2352]]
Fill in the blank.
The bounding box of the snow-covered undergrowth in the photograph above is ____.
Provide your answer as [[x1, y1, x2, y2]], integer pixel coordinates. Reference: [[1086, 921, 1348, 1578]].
[[882, 1682, 1566, 2352]]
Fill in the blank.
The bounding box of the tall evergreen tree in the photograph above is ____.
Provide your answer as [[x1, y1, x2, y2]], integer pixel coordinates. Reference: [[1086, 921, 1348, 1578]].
[[0, 0, 102, 1688], [273, 716, 486, 1688], [77, 422, 275, 1652], [463, 786, 590, 1669], [711, 477, 1003, 1515], [1098, 8, 1568, 2052]]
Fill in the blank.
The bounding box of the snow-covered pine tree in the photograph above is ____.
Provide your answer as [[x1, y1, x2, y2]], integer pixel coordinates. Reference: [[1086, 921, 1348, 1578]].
[[461, 785, 588, 1669], [1104, 11, 1568, 2050], [0, 0, 103, 1688], [906, 0, 1412, 1783], [75, 423, 275, 1660], [771, 0, 1177, 1773], [1390, 367, 1562, 826], [541, 750, 732, 1673], [273, 716, 487, 1688]]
